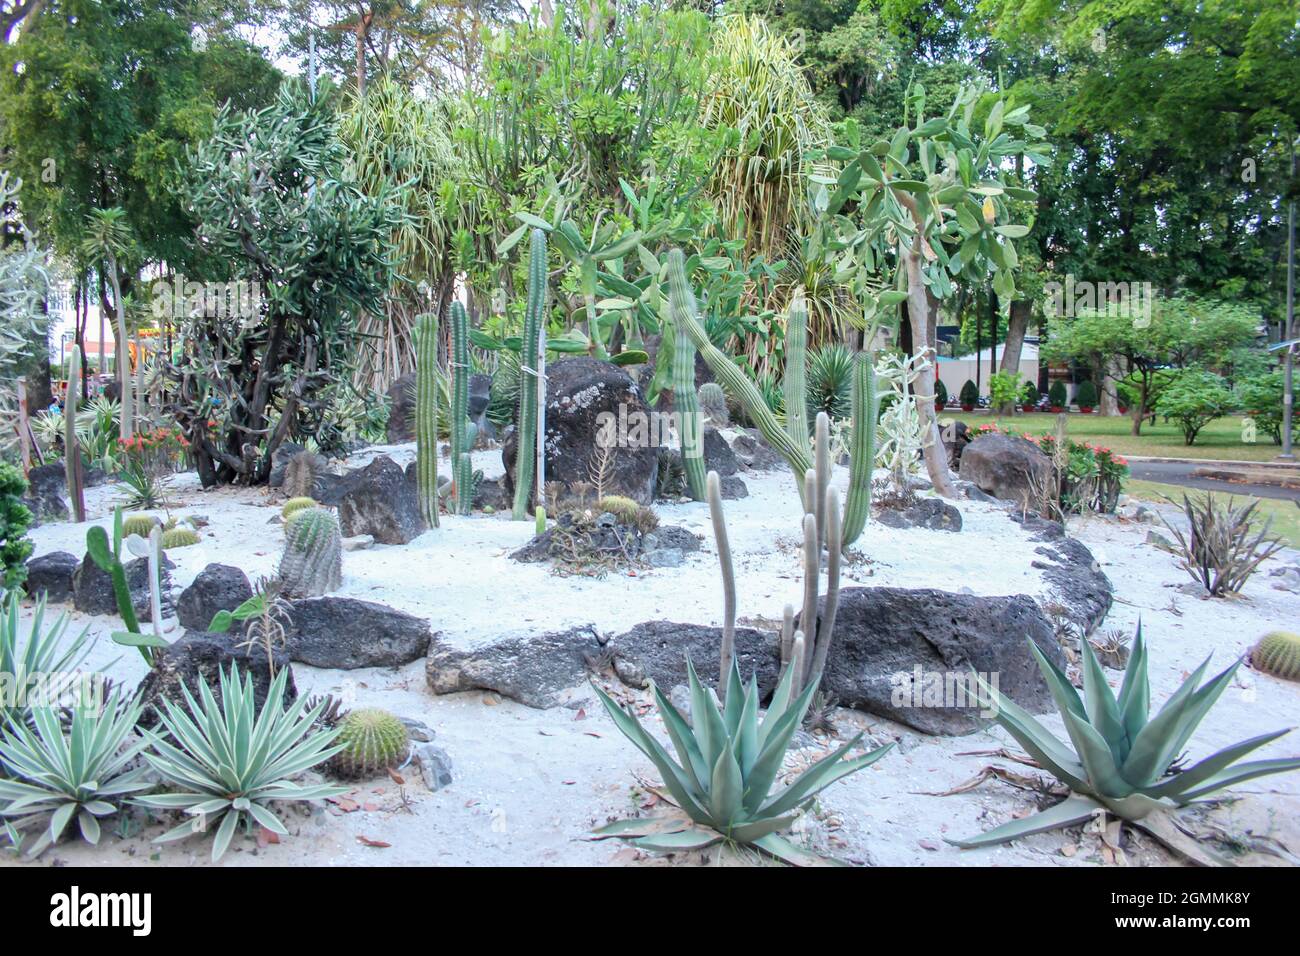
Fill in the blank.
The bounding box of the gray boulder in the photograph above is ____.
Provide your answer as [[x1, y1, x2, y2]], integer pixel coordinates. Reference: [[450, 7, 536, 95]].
[[177, 564, 253, 632], [72, 551, 173, 622], [730, 429, 784, 471], [24, 551, 79, 603], [286, 596, 432, 669], [875, 498, 962, 532], [703, 427, 738, 477], [20, 463, 68, 525], [425, 625, 602, 708], [606, 621, 780, 695], [958, 432, 1051, 508], [385, 372, 417, 444], [719, 475, 749, 499], [337, 455, 426, 545]]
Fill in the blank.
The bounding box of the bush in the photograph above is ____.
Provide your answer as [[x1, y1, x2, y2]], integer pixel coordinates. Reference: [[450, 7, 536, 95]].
[[987, 371, 1020, 411], [1154, 369, 1233, 444], [1074, 379, 1098, 409], [0, 463, 33, 591], [934, 377, 948, 407], [958, 379, 979, 408], [1020, 381, 1039, 406], [1048, 380, 1068, 408], [1237, 371, 1292, 444]]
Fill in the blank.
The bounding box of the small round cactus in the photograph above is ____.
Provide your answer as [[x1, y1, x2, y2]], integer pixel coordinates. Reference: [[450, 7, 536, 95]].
[[281, 496, 318, 520], [1251, 631, 1300, 682], [121, 514, 161, 539], [698, 381, 729, 427], [598, 495, 658, 532], [329, 708, 410, 779], [160, 527, 200, 549]]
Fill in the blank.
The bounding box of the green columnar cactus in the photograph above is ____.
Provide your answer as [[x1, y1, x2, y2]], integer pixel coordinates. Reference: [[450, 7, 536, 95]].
[[329, 708, 410, 779], [121, 514, 161, 539], [706, 472, 736, 699], [782, 289, 814, 463], [512, 228, 547, 520], [840, 353, 878, 546], [279, 506, 342, 598], [449, 300, 472, 515], [667, 262, 707, 501], [698, 382, 729, 427], [160, 527, 200, 549], [1252, 631, 1300, 682], [87, 507, 148, 660], [415, 311, 440, 529], [64, 345, 85, 523], [281, 496, 317, 520]]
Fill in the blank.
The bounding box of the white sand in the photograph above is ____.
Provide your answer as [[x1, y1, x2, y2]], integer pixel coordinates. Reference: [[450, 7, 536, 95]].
[[6, 443, 1299, 867]]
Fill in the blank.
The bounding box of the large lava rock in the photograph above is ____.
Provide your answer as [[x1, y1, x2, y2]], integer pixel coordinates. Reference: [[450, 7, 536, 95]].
[[24, 551, 79, 603], [20, 463, 68, 525], [385, 372, 417, 444], [875, 498, 962, 532], [958, 432, 1050, 508], [286, 596, 431, 668], [606, 622, 780, 695], [337, 455, 426, 545], [135, 629, 294, 728], [797, 586, 1063, 735], [426, 626, 602, 708], [502, 357, 660, 506], [72, 551, 173, 622], [1013, 513, 1114, 635], [177, 564, 253, 632]]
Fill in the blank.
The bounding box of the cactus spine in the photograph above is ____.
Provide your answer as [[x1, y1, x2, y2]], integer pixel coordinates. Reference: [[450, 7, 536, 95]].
[[840, 353, 878, 546], [160, 527, 200, 549], [64, 345, 85, 522], [281, 496, 317, 520], [121, 513, 160, 539], [512, 228, 547, 520], [279, 506, 342, 598], [449, 300, 472, 515], [667, 260, 707, 500], [416, 311, 440, 528]]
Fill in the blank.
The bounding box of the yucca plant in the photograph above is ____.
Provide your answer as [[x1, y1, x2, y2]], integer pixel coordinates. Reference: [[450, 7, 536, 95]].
[[1160, 492, 1285, 596], [136, 665, 347, 861], [0, 592, 93, 734], [952, 623, 1300, 849], [593, 656, 891, 864], [0, 694, 151, 856]]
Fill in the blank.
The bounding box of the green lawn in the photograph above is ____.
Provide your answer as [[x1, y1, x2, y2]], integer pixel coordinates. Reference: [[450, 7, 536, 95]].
[[946, 411, 1288, 462], [1124, 478, 1300, 549]]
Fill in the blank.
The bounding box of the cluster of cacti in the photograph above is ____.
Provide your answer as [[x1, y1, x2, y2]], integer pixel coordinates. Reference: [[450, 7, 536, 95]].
[[160, 527, 200, 550], [328, 708, 410, 779], [1252, 631, 1300, 682], [278, 506, 342, 598], [284, 451, 321, 500], [697, 382, 729, 428], [64, 344, 86, 523], [449, 300, 475, 515], [666, 268, 708, 500], [666, 250, 877, 547], [121, 513, 161, 539], [281, 496, 317, 520], [597, 495, 658, 533], [511, 229, 548, 520], [415, 310, 440, 529]]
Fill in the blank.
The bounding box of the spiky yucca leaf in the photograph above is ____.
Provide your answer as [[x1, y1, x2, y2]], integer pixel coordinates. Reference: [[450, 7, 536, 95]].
[[0, 593, 93, 733], [592, 657, 892, 863], [952, 622, 1300, 849]]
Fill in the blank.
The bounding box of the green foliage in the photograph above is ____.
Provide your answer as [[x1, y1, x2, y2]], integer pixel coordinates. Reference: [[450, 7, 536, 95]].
[[593, 656, 892, 863], [987, 371, 1021, 411], [279, 507, 342, 598], [1154, 369, 1233, 445], [137, 666, 346, 862], [512, 229, 547, 520], [115, 461, 167, 511], [698, 382, 730, 428], [280, 497, 317, 521], [1160, 492, 1285, 596], [668, 253, 708, 501], [1251, 632, 1300, 683], [160, 528, 200, 550], [934, 377, 948, 407], [806, 344, 856, 420], [0, 693, 150, 857], [1021, 380, 1040, 405], [952, 624, 1300, 848], [1048, 380, 1068, 408], [959, 379, 979, 407], [329, 709, 410, 780], [1237, 371, 1292, 445], [0, 594, 92, 734], [0, 464, 33, 591], [449, 301, 473, 515], [86, 510, 141, 641], [1074, 379, 1099, 409]]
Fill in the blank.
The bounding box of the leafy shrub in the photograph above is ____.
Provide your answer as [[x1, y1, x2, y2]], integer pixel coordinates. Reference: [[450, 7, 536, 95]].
[[1048, 380, 1068, 408], [934, 377, 948, 407], [1237, 371, 1292, 444], [1020, 381, 1039, 406], [1074, 379, 1098, 409], [987, 371, 1020, 411], [1154, 369, 1233, 444], [0, 463, 33, 590], [958, 379, 979, 407]]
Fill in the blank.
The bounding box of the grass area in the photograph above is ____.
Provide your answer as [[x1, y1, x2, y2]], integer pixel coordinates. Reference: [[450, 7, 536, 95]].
[[1124, 478, 1300, 549], [944, 411, 1289, 462]]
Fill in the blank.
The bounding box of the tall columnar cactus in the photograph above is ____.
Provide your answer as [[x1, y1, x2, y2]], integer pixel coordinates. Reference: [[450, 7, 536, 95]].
[[782, 289, 814, 463], [706, 473, 736, 699], [449, 300, 472, 515], [667, 262, 708, 500], [64, 345, 85, 523], [840, 353, 878, 546], [279, 506, 342, 598], [512, 228, 547, 520], [415, 311, 440, 529]]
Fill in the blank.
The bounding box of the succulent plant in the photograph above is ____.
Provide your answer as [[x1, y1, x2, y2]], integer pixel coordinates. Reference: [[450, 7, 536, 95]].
[[951, 623, 1300, 848], [329, 708, 410, 779], [1251, 631, 1300, 682], [512, 228, 547, 520], [160, 527, 200, 549], [281, 496, 317, 520], [415, 310, 440, 528], [64, 344, 86, 523], [86, 508, 142, 646], [120, 513, 161, 539], [666, 268, 707, 500], [283, 450, 321, 500], [697, 382, 729, 428], [449, 300, 473, 515], [278, 506, 342, 597]]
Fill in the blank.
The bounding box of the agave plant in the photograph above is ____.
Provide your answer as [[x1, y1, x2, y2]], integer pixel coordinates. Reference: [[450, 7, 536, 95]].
[[592, 657, 892, 864], [952, 623, 1300, 848], [0, 592, 93, 734], [136, 665, 346, 861], [0, 694, 151, 856]]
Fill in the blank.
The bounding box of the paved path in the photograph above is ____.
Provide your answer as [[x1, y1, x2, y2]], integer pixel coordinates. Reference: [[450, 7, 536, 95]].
[[1128, 459, 1300, 502]]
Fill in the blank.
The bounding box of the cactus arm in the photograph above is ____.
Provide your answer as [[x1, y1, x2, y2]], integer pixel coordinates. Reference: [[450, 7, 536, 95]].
[[782, 289, 813, 462], [147, 525, 165, 640], [513, 229, 547, 520], [809, 491, 841, 687], [665, 250, 813, 498], [799, 510, 819, 686], [668, 273, 707, 500], [449, 301, 471, 515], [64, 345, 85, 523], [840, 351, 878, 548], [813, 411, 831, 552], [706, 471, 736, 700], [416, 311, 440, 528], [86, 523, 141, 637]]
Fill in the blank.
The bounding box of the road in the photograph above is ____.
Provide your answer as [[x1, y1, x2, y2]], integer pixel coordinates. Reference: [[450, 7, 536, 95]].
[[1127, 459, 1300, 502]]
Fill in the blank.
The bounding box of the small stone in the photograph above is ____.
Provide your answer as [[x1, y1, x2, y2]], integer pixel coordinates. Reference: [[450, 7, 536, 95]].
[[1145, 530, 1178, 553], [613, 656, 647, 689], [342, 534, 374, 551], [719, 475, 748, 499], [399, 718, 436, 742], [413, 742, 453, 791], [645, 549, 684, 568]]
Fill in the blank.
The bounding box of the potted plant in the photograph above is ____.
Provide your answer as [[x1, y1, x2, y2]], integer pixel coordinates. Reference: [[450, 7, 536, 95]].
[[1020, 381, 1039, 413], [1048, 380, 1068, 413], [1075, 379, 1098, 414], [959, 379, 978, 413], [934, 377, 948, 413]]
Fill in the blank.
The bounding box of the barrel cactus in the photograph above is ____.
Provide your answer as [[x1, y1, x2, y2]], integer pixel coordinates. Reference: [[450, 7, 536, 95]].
[[698, 382, 729, 428], [279, 506, 342, 597], [121, 514, 161, 539], [281, 496, 317, 521], [160, 527, 200, 550], [1252, 631, 1300, 682], [329, 708, 410, 779]]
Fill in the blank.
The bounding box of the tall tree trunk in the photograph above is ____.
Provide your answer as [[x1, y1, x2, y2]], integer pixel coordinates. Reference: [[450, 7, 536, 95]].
[[904, 245, 958, 498], [106, 255, 132, 440], [1000, 299, 1031, 378], [1099, 356, 1122, 415]]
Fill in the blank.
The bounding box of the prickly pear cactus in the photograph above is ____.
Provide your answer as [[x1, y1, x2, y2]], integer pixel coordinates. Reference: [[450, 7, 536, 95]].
[[160, 527, 200, 550], [329, 708, 410, 779], [1252, 631, 1300, 682], [279, 506, 342, 597]]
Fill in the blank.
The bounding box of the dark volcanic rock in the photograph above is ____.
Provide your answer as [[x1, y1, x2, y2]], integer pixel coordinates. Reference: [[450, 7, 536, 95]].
[[385, 372, 417, 444], [719, 475, 749, 499], [337, 455, 426, 545], [286, 596, 432, 669], [797, 586, 1064, 735], [20, 463, 68, 525], [72, 551, 172, 622], [702, 427, 738, 477], [24, 551, 79, 603], [642, 526, 702, 553], [875, 497, 962, 532], [1015, 515, 1114, 636], [606, 621, 780, 695], [425, 625, 602, 708], [177, 564, 253, 632], [730, 429, 784, 471], [958, 432, 1051, 508]]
